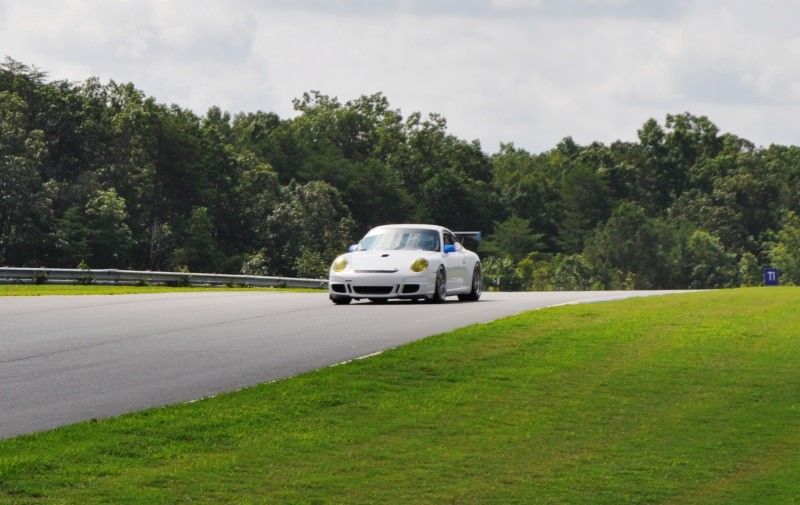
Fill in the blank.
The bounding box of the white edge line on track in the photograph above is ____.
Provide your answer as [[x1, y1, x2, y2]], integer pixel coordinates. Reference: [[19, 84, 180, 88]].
[[329, 350, 387, 369]]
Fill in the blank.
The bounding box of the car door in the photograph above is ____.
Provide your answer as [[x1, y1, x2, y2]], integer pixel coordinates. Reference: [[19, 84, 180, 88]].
[[442, 231, 466, 290]]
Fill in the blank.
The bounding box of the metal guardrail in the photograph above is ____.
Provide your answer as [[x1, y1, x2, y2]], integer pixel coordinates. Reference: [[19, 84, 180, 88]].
[[0, 267, 328, 289]]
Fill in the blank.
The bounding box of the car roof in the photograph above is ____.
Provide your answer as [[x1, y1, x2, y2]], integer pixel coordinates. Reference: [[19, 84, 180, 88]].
[[367, 224, 451, 233]]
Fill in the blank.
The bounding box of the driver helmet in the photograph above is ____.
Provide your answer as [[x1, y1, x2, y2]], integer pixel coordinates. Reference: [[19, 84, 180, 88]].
[[419, 233, 436, 250]]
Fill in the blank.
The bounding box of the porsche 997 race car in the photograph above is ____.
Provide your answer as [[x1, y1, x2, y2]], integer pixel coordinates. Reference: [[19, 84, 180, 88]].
[[328, 224, 482, 304]]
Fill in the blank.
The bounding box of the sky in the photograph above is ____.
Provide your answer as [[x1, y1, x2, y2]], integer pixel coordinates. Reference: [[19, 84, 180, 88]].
[[2, 0, 799, 153]]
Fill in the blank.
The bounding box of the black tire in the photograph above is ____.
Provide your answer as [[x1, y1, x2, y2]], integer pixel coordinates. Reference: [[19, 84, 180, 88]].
[[459, 263, 482, 302], [330, 295, 352, 305], [369, 298, 388, 304], [428, 267, 447, 304]]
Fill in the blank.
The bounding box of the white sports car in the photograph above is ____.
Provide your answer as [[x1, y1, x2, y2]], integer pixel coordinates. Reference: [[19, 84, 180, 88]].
[[328, 224, 482, 304]]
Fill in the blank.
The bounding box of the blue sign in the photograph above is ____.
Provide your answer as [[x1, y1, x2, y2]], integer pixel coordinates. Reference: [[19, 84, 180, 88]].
[[764, 268, 780, 286]]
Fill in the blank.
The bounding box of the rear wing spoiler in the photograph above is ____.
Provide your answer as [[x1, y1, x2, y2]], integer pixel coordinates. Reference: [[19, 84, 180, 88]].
[[454, 231, 482, 242]]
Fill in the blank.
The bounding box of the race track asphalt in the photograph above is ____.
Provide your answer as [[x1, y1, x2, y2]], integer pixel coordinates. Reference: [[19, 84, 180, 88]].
[[0, 290, 684, 438]]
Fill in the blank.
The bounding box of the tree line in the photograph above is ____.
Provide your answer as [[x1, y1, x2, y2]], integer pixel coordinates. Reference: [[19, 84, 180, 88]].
[[2, 58, 799, 288]]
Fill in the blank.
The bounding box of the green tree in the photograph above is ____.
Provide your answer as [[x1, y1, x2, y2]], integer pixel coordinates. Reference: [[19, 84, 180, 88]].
[[634, 114, 722, 211], [172, 207, 223, 272], [768, 211, 800, 285], [265, 181, 356, 277], [284, 92, 416, 230], [84, 188, 134, 267], [402, 112, 496, 231], [684, 230, 736, 289], [0, 91, 49, 265], [240, 249, 270, 276], [235, 154, 280, 243], [526, 256, 556, 291], [552, 254, 595, 290], [481, 256, 523, 291], [558, 162, 611, 252], [491, 144, 562, 252], [55, 205, 92, 266], [480, 215, 544, 263], [738, 252, 762, 287], [585, 203, 666, 289]]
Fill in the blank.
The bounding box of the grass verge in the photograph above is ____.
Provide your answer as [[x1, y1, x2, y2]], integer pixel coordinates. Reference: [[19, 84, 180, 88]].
[[0, 284, 322, 296], [1, 288, 799, 504]]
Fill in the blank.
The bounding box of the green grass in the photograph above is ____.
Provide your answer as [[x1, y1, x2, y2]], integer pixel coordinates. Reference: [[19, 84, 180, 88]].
[[0, 284, 322, 296], [1, 288, 799, 504]]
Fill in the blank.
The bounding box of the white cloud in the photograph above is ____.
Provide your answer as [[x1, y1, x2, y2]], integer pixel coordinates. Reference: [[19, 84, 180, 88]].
[[1, 0, 800, 151], [489, 0, 543, 10]]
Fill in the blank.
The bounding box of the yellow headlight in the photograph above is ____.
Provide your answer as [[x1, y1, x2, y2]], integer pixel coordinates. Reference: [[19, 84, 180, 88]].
[[331, 256, 348, 272], [410, 258, 429, 273]]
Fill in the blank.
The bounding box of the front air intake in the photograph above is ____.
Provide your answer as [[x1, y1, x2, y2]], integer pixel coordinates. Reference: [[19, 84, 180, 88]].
[[352, 286, 393, 295]]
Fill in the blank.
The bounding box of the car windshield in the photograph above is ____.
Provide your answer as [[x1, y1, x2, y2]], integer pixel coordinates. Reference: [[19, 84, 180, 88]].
[[358, 228, 440, 252]]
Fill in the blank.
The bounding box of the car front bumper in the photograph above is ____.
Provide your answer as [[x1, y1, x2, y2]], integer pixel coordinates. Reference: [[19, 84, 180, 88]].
[[329, 271, 435, 299]]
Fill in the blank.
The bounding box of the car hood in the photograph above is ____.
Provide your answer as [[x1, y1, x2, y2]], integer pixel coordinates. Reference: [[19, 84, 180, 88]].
[[347, 250, 439, 272]]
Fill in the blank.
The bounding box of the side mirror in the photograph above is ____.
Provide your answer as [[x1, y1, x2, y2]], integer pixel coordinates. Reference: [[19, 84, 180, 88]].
[[444, 244, 456, 254], [348, 244, 360, 252]]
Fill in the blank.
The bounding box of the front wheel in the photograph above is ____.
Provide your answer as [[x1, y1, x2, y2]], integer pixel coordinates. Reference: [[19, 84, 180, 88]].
[[330, 295, 352, 305], [427, 267, 447, 304], [458, 263, 482, 302]]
